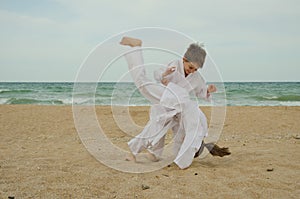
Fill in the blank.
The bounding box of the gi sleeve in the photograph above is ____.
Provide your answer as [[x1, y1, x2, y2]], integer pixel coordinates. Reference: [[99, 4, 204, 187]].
[[154, 60, 180, 84], [193, 73, 212, 102]]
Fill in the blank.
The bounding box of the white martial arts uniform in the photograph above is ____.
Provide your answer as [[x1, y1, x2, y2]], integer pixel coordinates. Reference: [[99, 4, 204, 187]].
[[153, 59, 211, 163], [124, 47, 210, 169]]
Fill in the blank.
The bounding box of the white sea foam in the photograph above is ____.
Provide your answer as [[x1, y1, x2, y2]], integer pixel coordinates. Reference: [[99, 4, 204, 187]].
[[0, 89, 10, 93], [0, 98, 9, 104], [279, 101, 300, 106]]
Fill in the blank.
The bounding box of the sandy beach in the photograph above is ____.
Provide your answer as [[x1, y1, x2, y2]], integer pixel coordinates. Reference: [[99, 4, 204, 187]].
[[0, 105, 299, 198]]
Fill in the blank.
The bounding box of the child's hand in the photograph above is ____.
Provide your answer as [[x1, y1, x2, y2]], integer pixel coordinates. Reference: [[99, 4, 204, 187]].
[[161, 78, 169, 86], [163, 66, 176, 77], [207, 84, 217, 93]]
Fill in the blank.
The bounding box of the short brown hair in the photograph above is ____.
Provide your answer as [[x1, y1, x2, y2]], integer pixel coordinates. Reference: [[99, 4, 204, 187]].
[[184, 43, 206, 68]]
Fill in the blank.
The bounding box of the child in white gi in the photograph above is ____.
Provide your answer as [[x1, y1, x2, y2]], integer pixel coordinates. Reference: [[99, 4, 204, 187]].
[[120, 37, 216, 169]]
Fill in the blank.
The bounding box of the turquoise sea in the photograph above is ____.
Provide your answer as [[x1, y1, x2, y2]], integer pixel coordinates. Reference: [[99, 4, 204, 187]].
[[0, 82, 299, 106]]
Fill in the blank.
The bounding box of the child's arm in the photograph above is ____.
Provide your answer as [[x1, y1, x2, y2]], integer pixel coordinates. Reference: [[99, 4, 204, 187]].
[[193, 73, 215, 101], [195, 86, 211, 101], [196, 84, 216, 101], [154, 60, 177, 85], [154, 67, 165, 82], [160, 67, 176, 85], [205, 84, 217, 99]]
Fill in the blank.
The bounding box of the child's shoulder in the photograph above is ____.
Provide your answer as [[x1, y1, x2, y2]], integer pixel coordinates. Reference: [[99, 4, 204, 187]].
[[193, 71, 206, 83]]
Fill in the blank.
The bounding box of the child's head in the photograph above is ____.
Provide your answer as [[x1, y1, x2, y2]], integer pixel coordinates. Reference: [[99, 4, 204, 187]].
[[183, 43, 206, 76]]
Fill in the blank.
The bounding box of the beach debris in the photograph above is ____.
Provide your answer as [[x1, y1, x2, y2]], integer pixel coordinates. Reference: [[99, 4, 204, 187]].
[[194, 173, 198, 176], [141, 184, 150, 190], [267, 168, 274, 172], [8, 196, 15, 199], [162, 174, 169, 177], [204, 142, 231, 157], [194, 141, 231, 158], [292, 135, 300, 140]]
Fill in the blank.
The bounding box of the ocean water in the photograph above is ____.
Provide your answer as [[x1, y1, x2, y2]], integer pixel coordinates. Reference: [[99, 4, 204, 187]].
[[0, 82, 299, 106]]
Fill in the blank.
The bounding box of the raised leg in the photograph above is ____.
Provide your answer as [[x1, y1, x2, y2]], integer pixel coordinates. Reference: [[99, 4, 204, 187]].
[[121, 36, 165, 104]]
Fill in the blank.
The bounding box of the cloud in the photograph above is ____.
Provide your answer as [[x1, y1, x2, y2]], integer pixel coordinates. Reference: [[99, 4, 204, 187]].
[[0, 0, 299, 81]]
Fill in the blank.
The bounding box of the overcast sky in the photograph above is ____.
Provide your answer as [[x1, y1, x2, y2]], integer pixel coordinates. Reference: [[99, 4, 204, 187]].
[[0, 0, 299, 82]]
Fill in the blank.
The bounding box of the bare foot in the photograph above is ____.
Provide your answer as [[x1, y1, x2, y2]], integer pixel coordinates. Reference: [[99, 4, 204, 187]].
[[125, 152, 136, 162], [146, 152, 159, 162], [120, 36, 142, 47]]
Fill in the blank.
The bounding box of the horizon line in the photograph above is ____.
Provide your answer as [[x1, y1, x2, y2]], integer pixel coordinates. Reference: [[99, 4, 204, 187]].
[[0, 80, 299, 83]]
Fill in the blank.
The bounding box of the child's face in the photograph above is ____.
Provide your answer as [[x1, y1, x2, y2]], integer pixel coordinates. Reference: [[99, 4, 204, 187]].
[[183, 59, 200, 76]]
